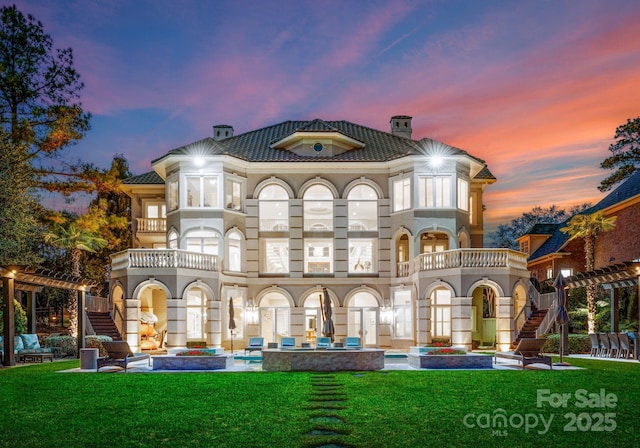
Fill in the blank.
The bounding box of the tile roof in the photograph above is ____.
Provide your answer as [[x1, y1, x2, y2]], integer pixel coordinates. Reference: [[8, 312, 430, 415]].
[[529, 170, 640, 261], [151, 119, 493, 175], [122, 171, 164, 184]]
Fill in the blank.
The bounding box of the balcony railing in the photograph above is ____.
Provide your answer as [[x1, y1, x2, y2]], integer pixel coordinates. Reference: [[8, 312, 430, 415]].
[[137, 218, 167, 233], [111, 249, 220, 271], [397, 261, 411, 277], [416, 249, 528, 272]]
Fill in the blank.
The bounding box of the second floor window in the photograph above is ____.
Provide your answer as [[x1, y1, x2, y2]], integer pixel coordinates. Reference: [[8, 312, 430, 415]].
[[457, 178, 469, 211], [419, 176, 451, 208], [185, 230, 219, 254], [259, 184, 289, 231], [186, 176, 217, 208], [168, 180, 178, 211], [393, 177, 411, 212], [304, 185, 333, 231], [348, 184, 378, 231], [225, 178, 243, 211]]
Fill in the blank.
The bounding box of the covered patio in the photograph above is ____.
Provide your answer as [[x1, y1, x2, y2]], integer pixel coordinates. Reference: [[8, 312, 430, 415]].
[[1, 266, 97, 366]]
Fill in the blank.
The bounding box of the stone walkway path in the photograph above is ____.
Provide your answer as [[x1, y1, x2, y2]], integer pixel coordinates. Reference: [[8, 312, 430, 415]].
[[303, 372, 351, 448]]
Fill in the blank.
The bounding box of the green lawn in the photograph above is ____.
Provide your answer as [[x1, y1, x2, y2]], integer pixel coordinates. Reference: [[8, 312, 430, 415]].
[[0, 357, 638, 447]]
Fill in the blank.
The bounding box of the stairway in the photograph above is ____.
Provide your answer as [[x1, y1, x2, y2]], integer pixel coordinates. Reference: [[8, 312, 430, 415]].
[[514, 308, 548, 347], [87, 312, 122, 340]]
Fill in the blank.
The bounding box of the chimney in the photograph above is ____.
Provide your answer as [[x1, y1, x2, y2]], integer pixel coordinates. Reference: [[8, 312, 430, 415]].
[[390, 115, 412, 139], [213, 124, 234, 141]]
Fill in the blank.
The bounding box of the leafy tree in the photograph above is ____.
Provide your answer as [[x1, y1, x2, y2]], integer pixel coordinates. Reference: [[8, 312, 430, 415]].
[[599, 117, 640, 191], [561, 210, 617, 333], [0, 131, 43, 266], [490, 204, 591, 250], [44, 155, 133, 295], [43, 222, 107, 337], [0, 298, 27, 334], [0, 5, 90, 160]]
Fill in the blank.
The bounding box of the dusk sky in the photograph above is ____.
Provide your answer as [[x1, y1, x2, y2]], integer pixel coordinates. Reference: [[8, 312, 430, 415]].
[[14, 0, 640, 232]]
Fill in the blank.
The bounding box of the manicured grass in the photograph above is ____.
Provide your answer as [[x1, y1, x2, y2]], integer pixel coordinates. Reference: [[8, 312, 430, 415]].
[[0, 357, 638, 447]]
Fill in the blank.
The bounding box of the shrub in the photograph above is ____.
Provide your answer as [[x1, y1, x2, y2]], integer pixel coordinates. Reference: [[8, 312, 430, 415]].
[[44, 336, 76, 357], [43, 335, 114, 357], [85, 335, 113, 357], [186, 340, 207, 348], [542, 334, 591, 354]]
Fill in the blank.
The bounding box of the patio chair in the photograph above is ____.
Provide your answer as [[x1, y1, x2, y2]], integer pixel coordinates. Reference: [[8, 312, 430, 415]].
[[617, 333, 632, 359], [608, 333, 621, 358], [599, 333, 611, 357], [344, 337, 361, 349], [280, 337, 295, 348], [494, 338, 552, 369], [315, 337, 331, 349], [244, 337, 264, 355], [589, 333, 600, 357], [97, 341, 150, 372]]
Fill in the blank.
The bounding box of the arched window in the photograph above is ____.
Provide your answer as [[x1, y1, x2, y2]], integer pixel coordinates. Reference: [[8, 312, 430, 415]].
[[304, 184, 333, 231], [168, 230, 178, 249], [185, 229, 219, 254], [259, 184, 289, 231], [348, 184, 378, 231]]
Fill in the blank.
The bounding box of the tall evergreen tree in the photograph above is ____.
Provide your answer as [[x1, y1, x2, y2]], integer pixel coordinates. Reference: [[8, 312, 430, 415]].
[[600, 117, 640, 191], [0, 131, 43, 266], [0, 5, 90, 160]]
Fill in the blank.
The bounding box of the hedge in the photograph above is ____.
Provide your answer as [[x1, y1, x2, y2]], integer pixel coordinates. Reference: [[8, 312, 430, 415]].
[[542, 334, 591, 354], [44, 335, 113, 357]]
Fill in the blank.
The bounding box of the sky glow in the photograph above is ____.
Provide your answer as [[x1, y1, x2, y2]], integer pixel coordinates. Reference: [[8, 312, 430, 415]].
[[15, 0, 640, 232]]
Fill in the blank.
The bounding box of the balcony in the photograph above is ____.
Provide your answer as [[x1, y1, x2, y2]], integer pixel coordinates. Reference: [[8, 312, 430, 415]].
[[416, 248, 528, 272], [111, 249, 220, 271], [136, 218, 167, 233]]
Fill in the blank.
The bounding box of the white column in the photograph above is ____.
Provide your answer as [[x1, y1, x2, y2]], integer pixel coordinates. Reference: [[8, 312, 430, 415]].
[[166, 299, 186, 347], [416, 298, 429, 345], [496, 296, 513, 351], [207, 300, 221, 347], [451, 296, 472, 349], [124, 299, 141, 351]]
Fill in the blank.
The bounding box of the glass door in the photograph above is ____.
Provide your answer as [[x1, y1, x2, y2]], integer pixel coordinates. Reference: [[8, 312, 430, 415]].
[[348, 308, 378, 347], [260, 308, 290, 343]]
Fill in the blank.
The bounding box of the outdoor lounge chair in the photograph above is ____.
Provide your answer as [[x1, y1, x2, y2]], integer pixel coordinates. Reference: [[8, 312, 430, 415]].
[[281, 337, 295, 348], [344, 337, 361, 349], [589, 333, 601, 357], [97, 341, 150, 372], [244, 337, 264, 355], [494, 338, 552, 369], [315, 337, 331, 349]]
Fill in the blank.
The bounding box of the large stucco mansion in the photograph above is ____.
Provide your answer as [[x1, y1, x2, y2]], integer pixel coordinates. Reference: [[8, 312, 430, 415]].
[[109, 116, 530, 352]]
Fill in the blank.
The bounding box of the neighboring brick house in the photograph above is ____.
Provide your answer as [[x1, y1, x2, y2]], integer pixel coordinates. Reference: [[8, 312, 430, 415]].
[[518, 170, 640, 282]]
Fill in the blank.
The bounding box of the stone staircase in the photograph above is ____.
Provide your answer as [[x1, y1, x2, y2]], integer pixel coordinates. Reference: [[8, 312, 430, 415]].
[[513, 308, 548, 347], [86, 312, 122, 340]]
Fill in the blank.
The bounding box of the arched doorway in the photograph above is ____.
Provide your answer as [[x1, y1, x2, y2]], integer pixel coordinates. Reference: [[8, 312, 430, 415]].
[[396, 233, 410, 277], [471, 286, 498, 348], [258, 291, 291, 344], [347, 291, 379, 347], [137, 283, 169, 350], [302, 290, 326, 345]]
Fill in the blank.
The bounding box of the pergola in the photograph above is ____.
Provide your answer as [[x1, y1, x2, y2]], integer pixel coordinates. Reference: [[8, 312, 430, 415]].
[[564, 261, 640, 331], [1, 266, 97, 366]]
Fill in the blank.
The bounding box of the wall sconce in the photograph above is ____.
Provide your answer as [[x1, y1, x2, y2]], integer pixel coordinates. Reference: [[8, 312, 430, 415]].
[[380, 298, 392, 325], [246, 298, 259, 325]]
